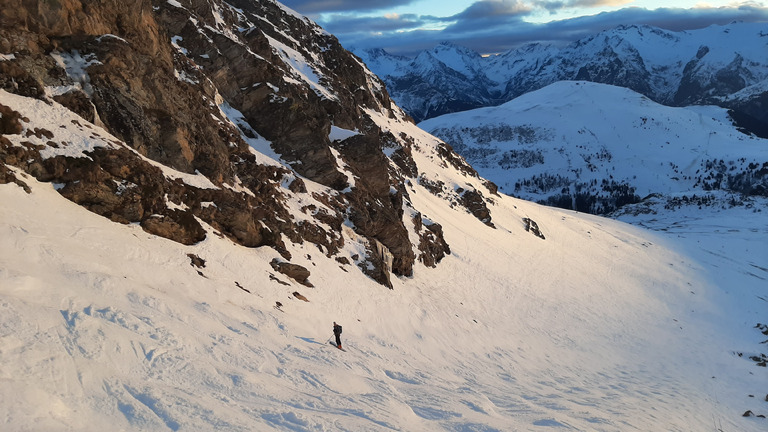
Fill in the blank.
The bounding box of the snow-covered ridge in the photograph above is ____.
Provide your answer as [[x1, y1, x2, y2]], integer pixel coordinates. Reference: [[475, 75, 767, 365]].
[[357, 22, 768, 123], [420, 81, 768, 214]]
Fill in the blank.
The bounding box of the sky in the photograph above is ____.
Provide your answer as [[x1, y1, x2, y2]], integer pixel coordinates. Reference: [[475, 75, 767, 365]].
[[280, 0, 768, 55]]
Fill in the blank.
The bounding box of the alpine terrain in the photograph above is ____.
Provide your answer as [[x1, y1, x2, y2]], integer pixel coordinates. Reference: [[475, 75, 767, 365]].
[[419, 80, 768, 215], [357, 22, 768, 133], [1, 1, 767, 431]]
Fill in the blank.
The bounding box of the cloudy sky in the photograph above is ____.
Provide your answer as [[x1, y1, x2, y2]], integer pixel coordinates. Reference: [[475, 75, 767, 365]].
[[280, 0, 768, 55]]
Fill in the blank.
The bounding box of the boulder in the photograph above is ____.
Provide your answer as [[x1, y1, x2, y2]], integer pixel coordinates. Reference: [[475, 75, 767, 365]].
[[271, 259, 313, 287]]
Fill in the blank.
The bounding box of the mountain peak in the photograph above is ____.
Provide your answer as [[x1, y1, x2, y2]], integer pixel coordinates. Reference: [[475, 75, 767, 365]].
[[363, 21, 768, 129]]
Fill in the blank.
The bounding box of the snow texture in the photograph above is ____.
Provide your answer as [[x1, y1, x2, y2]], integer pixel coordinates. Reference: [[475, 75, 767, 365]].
[[1, 85, 767, 431]]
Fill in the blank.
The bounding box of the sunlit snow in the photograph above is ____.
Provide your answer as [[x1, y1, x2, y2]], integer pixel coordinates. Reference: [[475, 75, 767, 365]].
[[1, 87, 766, 431]]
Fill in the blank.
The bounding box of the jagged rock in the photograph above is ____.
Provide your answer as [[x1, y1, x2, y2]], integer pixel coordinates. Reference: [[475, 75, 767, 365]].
[[0, 103, 23, 134], [52, 89, 95, 123], [0, 162, 31, 193], [357, 237, 394, 289], [523, 217, 546, 240], [153, 0, 421, 276], [271, 259, 313, 287], [140, 210, 207, 246], [436, 142, 477, 177], [483, 179, 500, 196], [288, 177, 307, 193], [292, 291, 309, 302], [390, 136, 419, 178], [0, 0, 487, 288], [269, 274, 290, 286], [187, 254, 206, 268], [459, 189, 495, 228], [419, 176, 445, 196], [412, 212, 451, 267], [0, 59, 47, 99]]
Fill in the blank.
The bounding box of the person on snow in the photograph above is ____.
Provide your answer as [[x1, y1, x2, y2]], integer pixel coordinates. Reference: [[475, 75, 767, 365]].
[[333, 322, 342, 349]]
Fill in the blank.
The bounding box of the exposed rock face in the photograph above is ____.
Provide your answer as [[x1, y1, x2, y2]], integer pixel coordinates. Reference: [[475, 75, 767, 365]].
[[522, 218, 545, 240], [413, 213, 450, 268], [0, 0, 499, 286], [0, 103, 23, 134], [458, 188, 494, 228]]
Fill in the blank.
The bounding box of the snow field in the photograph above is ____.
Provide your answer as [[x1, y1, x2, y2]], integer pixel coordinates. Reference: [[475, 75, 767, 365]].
[[2, 164, 764, 431]]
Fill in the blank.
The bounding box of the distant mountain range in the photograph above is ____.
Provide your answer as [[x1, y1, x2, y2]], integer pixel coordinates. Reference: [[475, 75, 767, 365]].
[[356, 22, 768, 136]]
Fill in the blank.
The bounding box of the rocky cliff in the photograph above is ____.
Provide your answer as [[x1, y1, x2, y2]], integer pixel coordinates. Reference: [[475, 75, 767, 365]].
[[0, 0, 497, 287]]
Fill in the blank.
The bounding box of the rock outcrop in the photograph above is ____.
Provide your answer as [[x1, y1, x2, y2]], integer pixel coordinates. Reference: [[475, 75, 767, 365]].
[[0, 0, 490, 286]]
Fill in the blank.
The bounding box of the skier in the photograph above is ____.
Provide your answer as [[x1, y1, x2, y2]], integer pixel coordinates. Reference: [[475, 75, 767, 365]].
[[332, 321, 342, 349]]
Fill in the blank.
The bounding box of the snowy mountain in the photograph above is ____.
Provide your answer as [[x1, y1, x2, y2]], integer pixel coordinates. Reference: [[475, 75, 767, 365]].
[[357, 22, 768, 130], [419, 81, 768, 214], [1, 1, 768, 431], [360, 43, 504, 122]]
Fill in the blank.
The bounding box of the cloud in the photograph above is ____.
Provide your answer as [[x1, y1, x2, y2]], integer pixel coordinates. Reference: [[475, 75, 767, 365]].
[[440, 0, 533, 32], [318, 13, 427, 33], [280, 0, 417, 14], [453, 0, 533, 19], [535, 0, 633, 14], [321, 4, 768, 55]]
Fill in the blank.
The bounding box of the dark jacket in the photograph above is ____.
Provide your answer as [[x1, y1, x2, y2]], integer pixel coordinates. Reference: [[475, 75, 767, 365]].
[[333, 324, 342, 335]]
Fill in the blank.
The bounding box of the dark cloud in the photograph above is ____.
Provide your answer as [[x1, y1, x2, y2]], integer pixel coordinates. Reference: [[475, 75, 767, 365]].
[[318, 13, 426, 33], [441, 0, 532, 32], [280, 0, 416, 14], [320, 5, 768, 56], [452, 0, 532, 20], [535, 0, 634, 13]]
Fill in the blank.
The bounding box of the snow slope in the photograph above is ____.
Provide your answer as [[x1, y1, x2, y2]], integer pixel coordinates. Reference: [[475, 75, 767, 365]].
[[420, 81, 767, 213], [2, 164, 767, 430]]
